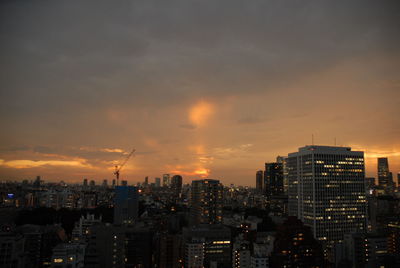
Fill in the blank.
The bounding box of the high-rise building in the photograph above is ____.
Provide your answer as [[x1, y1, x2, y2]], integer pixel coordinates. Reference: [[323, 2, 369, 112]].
[[101, 179, 108, 188], [171, 175, 183, 194], [190, 179, 223, 225], [277, 156, 289, 194], [155, 177, 161, 188], [144, 176, 149, 186], [377, 158, 394, 193], [114, 186, 138, 225], [89, 180, 95, 188], [264, 162, 284, 198], [287, 145, 367, 244], [163, 174, 170, 187], [83, 178, 88, 188], [256, 170, 263, 192]]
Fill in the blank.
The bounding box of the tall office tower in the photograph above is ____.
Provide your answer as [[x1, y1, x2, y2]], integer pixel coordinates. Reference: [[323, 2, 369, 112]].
[[190, 179, 223, 225], [171, 175, 183, 194], [155, 177, 161, 188], [144, 176, 149, 186], [264, 162, 284, 198], [114, 186, 138, 225], [377, 158, 394, 192], [287, 146, 367, 245], [89, 180, 95, 187], [163, 174, 170, 187], [83, 178, 88, 188], [256, 170, 263, 192], [277, 156, 289, 194], [102, 179, 108, 188]]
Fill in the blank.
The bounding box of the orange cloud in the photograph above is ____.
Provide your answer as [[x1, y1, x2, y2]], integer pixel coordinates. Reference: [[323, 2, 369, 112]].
[[189, 100, 214, 127], [194, 168, 210, 177], [101, 148, 126, 154], [0, 159, 91, 169]]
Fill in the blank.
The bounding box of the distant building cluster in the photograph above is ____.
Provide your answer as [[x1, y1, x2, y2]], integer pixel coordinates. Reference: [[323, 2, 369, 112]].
[[0, 145, 399, 267]]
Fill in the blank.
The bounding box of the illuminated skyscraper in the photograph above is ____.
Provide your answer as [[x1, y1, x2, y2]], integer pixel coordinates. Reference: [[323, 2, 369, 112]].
[[256, 170, 263, 192], [287, 145, 367, 244], [190, 179, 223, 225]]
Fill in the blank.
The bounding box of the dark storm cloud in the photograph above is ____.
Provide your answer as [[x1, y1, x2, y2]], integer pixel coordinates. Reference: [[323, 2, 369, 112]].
[[1, 0, 399, 114]]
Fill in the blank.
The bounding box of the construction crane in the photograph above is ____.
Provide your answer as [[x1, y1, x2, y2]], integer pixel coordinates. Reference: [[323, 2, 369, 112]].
[[114, 149, 135, 186]]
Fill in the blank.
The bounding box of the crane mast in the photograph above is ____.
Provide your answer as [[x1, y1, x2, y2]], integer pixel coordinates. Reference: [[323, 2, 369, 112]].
[[114, 149, 135, 186]]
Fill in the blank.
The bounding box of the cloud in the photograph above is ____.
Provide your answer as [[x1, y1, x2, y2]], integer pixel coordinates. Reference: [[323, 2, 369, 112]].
[[188, 101, 215, 127], [0, 159, 91, 169]]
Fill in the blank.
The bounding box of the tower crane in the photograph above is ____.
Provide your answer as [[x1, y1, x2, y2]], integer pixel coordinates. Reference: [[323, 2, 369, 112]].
[[114, 149, 135, 186]]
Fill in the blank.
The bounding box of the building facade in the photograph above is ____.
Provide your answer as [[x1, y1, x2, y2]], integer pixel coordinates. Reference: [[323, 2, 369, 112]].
[[190, 179, 223, 226], [287, 145, 368, 244], [114, 186, 139, 225]]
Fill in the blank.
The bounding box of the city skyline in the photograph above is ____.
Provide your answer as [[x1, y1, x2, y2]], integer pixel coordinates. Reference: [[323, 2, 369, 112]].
[[1, 0, 399, 185]]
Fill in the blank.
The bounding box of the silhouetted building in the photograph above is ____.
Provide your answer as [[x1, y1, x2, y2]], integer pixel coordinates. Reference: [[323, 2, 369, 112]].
[[378, 157, 394, 193], [155, 233, 183, 268], [190, 179, 223, 225], [144, 176, 149, 186], [114, 186, 138, 225], [171, 175, 183, 195], [270, 217, 325, 268], [288, 146, 367, 245], [0, 231, 25, 268], [125, 227, 154, 268], [84, 225, 126, 268], [264, 162, 284, 198], [155, 177, 161, 188], [102, 180, 108, 188], [256, 170, 263, 192]]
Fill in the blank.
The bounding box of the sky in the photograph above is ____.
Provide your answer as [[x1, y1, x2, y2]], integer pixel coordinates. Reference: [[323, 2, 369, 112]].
[[0, 0, 399, 186]]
